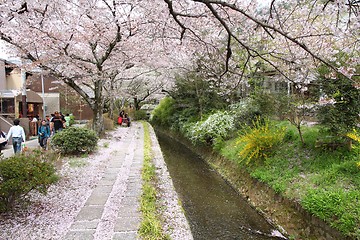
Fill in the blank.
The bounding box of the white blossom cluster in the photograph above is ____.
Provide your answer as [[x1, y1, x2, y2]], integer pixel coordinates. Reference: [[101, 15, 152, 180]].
[[187, 111, 236, 145]]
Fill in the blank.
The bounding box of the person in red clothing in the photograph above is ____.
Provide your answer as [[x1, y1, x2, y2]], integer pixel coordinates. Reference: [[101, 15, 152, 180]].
[[117, 110, 125, 125]]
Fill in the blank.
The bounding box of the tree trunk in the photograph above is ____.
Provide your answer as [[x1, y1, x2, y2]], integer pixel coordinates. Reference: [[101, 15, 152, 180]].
[[92, 103, 104, 136], [108, 96, 115, 120], [134, 97, 140, 111], [91, 79, 105, 135]]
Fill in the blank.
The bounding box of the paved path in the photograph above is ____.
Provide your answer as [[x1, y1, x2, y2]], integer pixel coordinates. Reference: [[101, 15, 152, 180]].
[[1, 137, 40, 158], [64, 123, 144, 240], [1, 124, 145, 240], [0, 123, 192, 239]]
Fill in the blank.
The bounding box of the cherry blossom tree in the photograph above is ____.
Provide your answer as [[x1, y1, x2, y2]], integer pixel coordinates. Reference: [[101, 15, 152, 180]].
[[162, 0, 359, 85], [1, 0, 358, 134], [0, 0, 174, 134]]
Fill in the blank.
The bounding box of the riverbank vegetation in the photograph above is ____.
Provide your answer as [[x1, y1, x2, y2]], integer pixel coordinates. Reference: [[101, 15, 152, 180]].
[[151, 63, 359, 238], [139, 122, 170, 240]]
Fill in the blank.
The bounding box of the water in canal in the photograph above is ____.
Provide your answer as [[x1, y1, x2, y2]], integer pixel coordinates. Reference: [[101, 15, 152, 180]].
[[156, 131, 286, 240]]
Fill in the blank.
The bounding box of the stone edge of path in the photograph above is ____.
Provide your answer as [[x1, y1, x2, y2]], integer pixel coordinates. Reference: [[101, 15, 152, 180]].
[[147, 123, 194, 240]]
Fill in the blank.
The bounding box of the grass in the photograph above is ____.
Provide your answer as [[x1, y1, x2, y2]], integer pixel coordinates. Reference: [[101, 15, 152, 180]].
[[138, 121, 170, 240], [220, 121, 360, 238]]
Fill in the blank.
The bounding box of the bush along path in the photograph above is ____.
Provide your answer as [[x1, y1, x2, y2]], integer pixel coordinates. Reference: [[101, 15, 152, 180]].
[[0, 122, 192, 239]]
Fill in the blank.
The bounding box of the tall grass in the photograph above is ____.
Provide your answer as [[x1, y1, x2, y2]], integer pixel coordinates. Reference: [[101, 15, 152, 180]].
[[138, 122, 170, 240]]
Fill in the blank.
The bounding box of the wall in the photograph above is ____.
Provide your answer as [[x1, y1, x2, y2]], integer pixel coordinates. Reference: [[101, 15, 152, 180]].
[[0, 61, 6, 90], [40, 92, 60, 118], [6, 69, 22, 90]]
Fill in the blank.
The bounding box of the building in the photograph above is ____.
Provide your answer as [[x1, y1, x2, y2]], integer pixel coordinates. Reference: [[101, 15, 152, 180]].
[[27, 74, 93, 120], [0, 59, 44, 137]]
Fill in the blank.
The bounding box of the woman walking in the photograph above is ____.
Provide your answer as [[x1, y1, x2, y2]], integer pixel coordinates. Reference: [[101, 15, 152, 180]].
[[6, 119, 26, 154]]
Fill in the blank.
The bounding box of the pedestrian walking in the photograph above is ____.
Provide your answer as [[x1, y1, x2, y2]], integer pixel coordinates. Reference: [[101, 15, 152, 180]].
[[6, 119, 26, 154], [51, 111, 66, 134], [38, 120, 51, 150]]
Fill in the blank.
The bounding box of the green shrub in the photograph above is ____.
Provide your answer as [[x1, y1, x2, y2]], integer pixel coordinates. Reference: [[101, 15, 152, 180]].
[[0, 152, 59, 212], [134, 110, 148, 121], [236, 118, 285, 164], [229, 99, 261, 129], [186, 111, 235, 146], [150, 97, 176, 127], [51, 127, 98, 155], [316, 61, 360, 135]]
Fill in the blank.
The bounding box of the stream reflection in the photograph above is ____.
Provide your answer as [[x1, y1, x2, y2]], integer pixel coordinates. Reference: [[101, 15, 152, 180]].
[[156, 131, 285, 240]]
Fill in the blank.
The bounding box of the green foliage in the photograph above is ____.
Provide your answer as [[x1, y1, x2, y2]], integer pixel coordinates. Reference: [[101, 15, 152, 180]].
[[0, 152, 59, 212], [69, 115, 75, 126], [236, 119, 285, 164], [150, 97, 176, 128], [249, 89, 278, 117], [134, 109, 148, 121], [219, 121, 359, 238], [185, 111, 235, 147], [139, 122, 169, 240], [51, 127, 98, 155], [316, 61, 360, 135], [170, 72, 228, 119], [302, 189, 360, 237], [229, 99, 261, 129], [347, 129, 360, 169]]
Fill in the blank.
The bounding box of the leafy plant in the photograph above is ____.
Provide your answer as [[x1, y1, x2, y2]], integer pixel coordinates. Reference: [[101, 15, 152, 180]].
[[51, 127, 98, 155], [0, 152, 59, 212], [150, 97, 176, 128], [236, 118, 285, 164], [229, 99, 261, 129], [134, 109, 148, 120], [347, 129, 360, 168], [186, 111, 235, 147]]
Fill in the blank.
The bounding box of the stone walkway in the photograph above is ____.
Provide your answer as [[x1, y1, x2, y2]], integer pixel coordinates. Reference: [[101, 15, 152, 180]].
[[64, 123, 144, 240], [0, 122, 193, 239]]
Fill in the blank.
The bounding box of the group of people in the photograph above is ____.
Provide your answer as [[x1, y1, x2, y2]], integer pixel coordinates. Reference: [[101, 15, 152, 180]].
[[117, 110, 131, 127], [2, 109, 131, 155], [2, 111, 69, 154]]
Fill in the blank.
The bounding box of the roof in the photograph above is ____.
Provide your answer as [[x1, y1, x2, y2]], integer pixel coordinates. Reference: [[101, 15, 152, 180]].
[[25, 89, 43, 103], [0, 89, 43, 103]]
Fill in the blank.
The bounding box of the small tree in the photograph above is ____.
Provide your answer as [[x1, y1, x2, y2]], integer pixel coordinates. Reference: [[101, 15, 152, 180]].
[[0, 152, 59, 212]]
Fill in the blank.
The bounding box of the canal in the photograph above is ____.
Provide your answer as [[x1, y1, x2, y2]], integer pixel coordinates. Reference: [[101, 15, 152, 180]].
[[156, 131, 286, 240]]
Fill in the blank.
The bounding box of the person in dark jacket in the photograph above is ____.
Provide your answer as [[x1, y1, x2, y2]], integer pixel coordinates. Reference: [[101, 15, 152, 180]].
[[50, 111, 65, 134], [38, 120, 51, 150]]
